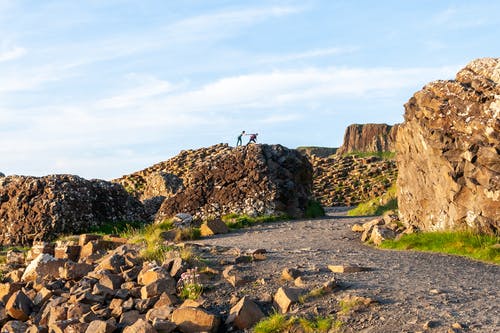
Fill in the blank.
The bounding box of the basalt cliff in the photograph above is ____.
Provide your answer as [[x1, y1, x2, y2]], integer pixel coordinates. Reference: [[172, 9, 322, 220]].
[[114, 143, 313, 222], [396, 57, 500, 234]]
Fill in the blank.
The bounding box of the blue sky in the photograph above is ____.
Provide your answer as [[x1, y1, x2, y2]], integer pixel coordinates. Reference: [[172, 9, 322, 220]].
[[1, 0, 499, 179]]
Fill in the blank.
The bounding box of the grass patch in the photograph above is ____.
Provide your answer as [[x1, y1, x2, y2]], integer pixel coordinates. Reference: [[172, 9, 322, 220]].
[[344, 151, 396, 159], [221, 213, 288, 229], [380, 231, 500, 264], [254, 313, 340, 333], [87, 220, 147, 236], [305, 199, 325, 218], [347, 183, 397, 216], [254, 313, 293, 333]]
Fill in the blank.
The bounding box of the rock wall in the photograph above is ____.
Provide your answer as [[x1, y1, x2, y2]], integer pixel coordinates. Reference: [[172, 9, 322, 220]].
[[310, 155, 397, 206], [337, 123, 399, 155], [115, 144, 313, 221], [148, 144, 313, 222], [296, 146, 338, 158], [396, 58, 500, 234], [0, 175, 146, 245]]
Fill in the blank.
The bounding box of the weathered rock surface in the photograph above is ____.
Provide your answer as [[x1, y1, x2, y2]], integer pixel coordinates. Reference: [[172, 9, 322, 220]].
[[0, 174, 146, 245], [116, 144, 313, 221], [337, 123, 399, 155], [397, 58, 500, 233], [309, 154, 397, 206], [296, 146, 338, 158]]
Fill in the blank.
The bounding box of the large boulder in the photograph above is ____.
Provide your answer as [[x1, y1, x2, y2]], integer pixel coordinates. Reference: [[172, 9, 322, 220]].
[[396, 58, 500, 234], [337, 123, 399, 155], [0, 174, 146, 245], [153, 144, 313, 221]]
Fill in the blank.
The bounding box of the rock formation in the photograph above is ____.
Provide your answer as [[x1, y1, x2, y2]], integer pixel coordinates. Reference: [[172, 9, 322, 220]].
[[309, 155, 397, 206], [396, 58, 500, 234], [0, 175, 145, 245], [296, 146, 337, 158], [0, 172, 4, 177], [115, 144, 313, 221], [153, 144, 313, 222], [336, 123, 399, 155]]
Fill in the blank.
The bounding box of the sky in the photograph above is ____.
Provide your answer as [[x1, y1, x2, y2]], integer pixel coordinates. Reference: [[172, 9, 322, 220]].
[[1, 0, 499, 180]]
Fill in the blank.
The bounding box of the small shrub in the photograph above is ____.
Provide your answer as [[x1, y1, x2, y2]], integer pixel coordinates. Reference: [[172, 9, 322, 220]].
[[305, 199, 325, 218], [298, 316, 333, 333]]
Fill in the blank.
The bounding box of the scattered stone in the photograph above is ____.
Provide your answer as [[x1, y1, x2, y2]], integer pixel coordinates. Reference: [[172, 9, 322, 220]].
[[21, 254, 65, 282], [171, 307, 220, 333], [273, 287, 303, 314], [200, 219, 229, 236], [351, 224, 365, 232], [369, 225, 396, 245], [6, 290, 34, 321], [122, 318, 155, 333], [281, 267, 301, 281], [1, 320, 29, 333], [328, 265, 369, 273], [152, 318, 176, 333], [423, 320, 440, 329], [225, 296, 265, 330], [85, 320, 115, 333]]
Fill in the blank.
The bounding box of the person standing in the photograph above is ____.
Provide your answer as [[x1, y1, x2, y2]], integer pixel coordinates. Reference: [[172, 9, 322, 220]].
[[236, 131, 246, 146], [247, 133, 258, 145]]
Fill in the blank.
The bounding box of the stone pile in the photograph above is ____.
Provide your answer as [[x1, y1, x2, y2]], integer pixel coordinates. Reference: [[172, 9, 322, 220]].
[[337, 123, 399, 155], [115, 144, 313, 222], [0, 233, 349, 332], [0, 175, 146, 246], [397, 58, 500, 234], [351, 212, 406, 245], [309, 155, 397, 206]]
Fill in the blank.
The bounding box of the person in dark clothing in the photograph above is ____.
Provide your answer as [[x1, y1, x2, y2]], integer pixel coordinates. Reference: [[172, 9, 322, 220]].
[[247, 133, 258, 145], [236, 131, 246, 146]]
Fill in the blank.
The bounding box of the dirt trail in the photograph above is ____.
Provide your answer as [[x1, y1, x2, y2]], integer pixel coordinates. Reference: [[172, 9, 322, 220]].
[[192, 209, 499, 332]]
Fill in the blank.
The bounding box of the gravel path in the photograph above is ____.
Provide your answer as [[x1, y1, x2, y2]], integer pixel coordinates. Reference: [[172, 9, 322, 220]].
[[192, 209, 499, 332]]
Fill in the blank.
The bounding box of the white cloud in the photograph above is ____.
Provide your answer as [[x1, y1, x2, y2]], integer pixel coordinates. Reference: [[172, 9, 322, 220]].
[[0, 46, 26, 62], [258, 46, 359, 64]]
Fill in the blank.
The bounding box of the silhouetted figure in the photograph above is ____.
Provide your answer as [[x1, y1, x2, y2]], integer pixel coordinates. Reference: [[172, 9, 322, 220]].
[[236, 130, 246, 146], [247, 133, 258, 145]]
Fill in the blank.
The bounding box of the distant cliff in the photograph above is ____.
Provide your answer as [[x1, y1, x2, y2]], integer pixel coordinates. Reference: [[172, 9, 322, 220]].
[[337, 123, 399, 155], [296, 146, 337, 158]]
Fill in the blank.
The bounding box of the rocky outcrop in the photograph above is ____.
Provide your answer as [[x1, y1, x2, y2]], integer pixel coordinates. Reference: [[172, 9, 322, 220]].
[[0, 175, 146, 245], [296, 146, 337, 158], [0, 173, 4, 178], [396, 58, 500, 234], [309, 155, 397, 206], [153, 144, 313, 222], [337, 123, 399, 155]]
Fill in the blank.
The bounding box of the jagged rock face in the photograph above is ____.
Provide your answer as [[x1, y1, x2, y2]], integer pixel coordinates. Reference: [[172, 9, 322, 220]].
[[153, 144, 312, 222], [296, 147, 338, 158], [0, 175, 146, 245], [337, 123, 399, 155], [396, 58, 500, 234], [310, 155, 397, 206]]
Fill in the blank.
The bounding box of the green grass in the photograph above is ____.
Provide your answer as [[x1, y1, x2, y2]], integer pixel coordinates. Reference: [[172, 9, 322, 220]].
[[221, 213, 288, 229], [347, 184, 397, 216], [344, 151, 396, 159], [87, 220, 147, 236], [305, 199, 325, 218], [253, 313, 293, 333], [254, 313, 339, 333], [380, 231, 500, 264]]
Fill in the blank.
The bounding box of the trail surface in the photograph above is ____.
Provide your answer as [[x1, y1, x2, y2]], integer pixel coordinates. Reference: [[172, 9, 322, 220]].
[[193, 209, 499, 332]]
